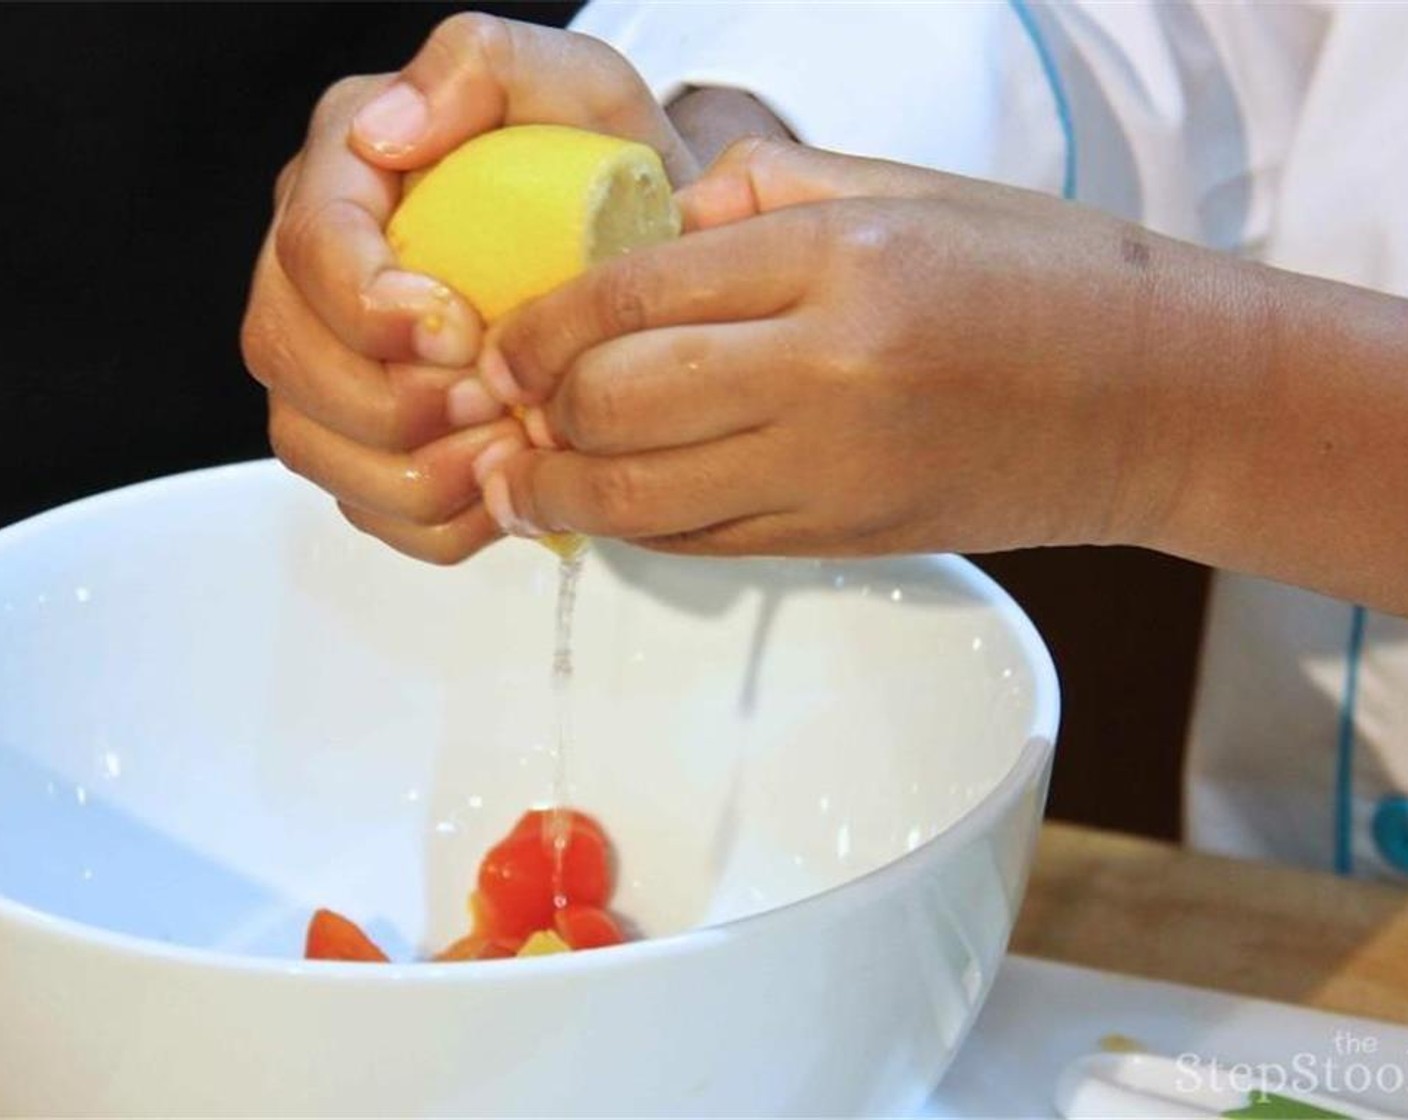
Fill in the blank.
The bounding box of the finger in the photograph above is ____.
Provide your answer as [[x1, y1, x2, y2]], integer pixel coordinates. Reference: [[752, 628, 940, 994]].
[[338, 499, 503, 567], [678, 137, 945, 231], [243, 241, 500, 452], [486, 210, 818, 405], [480, 434, 793, 543], [269, 394, 524, 526], [636, 513, 818, 558], [276, 75, 481, 366], [273, 154, 302, 210], [349, 14, 696, 184], [634, 512, 907, 558], [543, 320, 797, 455]]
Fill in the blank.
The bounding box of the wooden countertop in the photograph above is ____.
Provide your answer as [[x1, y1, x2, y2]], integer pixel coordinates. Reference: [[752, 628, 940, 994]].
[[1012, 822, 1408, 1026]]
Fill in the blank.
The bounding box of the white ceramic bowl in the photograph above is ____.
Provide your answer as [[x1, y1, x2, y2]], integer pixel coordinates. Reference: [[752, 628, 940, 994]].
[[0, 460, 1057, 1117]]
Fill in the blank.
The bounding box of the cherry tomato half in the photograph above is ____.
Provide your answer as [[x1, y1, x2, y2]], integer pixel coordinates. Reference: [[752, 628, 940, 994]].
[[553, 904, 626, 950], [476, 811, 614, 942], [305, 908, 389, 963]]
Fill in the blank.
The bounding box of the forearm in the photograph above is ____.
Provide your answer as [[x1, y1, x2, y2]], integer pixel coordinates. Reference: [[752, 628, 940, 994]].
[[1137, 250, 1408, 613]]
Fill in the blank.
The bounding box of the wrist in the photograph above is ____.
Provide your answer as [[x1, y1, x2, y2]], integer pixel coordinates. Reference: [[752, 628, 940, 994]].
[[666, 86, 794, 169], [1138, 260, 1408, 608], [1119, 242, 1307, 573], [1084, 232, 1275, 557]]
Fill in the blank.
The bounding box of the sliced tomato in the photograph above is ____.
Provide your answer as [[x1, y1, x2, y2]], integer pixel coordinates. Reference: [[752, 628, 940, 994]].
[[477, 812, 614, 941], [553, 904, 625, 951], [304, 908, 389, 963], [307, 806, 626, 965], [554, 822, 612, 908], [476, 832, 557, 941]]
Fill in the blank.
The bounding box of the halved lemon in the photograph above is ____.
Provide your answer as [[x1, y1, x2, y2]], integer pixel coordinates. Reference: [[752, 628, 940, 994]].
[[388, 125, 682, 559]]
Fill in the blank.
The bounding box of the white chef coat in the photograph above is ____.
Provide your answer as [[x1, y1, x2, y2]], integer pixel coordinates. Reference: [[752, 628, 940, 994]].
[[572, 0, 1408, 880]]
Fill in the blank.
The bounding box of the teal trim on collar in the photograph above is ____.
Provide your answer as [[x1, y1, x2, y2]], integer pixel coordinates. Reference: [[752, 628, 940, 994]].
[[1007, 0, 1076, 201]]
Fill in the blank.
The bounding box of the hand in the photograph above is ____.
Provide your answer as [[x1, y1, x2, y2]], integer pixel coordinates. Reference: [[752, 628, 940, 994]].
[[473, 138, 1201, 558], [240, 14, 698, 564]]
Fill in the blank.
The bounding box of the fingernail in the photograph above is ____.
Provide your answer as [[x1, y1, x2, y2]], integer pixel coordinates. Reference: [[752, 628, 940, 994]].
[[471, 437, 524, 490], [363, 272, 476, 367], [352, 82, 429, 156], [520, 406, 558, 449], [413, 306, 475, 367], [363, 269, 447, 313], [483, 473, 542, 539], [477, 345, 523, 405], [447, 379, 504, 428]]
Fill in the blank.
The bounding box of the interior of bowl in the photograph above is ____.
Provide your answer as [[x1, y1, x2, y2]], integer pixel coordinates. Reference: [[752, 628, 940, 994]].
[[0, 461, 1055, 963]]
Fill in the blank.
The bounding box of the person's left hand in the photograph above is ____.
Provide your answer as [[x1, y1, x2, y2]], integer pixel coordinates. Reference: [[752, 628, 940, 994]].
[[470, 139, 1195, 557], [241, 13, 702, 565]]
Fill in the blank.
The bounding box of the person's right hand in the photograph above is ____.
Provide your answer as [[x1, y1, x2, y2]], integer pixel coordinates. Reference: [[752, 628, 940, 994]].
[[240, 13, 699, 564], [474, 138, 1408, 615], [471, 139, 1198, 561]]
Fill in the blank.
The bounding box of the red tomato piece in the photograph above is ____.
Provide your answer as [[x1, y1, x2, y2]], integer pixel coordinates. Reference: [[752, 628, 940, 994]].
[[545, 819, 612, 909], [304, 908, 389, 963], [476, 811, 615, 942], [477, 833, 557, 942], [553, 904, 625, 951]]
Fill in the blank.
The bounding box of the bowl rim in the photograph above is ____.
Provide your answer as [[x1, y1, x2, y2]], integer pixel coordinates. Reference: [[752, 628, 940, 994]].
[[0, 458, 1060, 983]]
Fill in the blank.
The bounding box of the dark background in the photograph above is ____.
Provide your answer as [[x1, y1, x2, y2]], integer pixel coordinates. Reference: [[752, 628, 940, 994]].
[[0, 3, 1210, 840]]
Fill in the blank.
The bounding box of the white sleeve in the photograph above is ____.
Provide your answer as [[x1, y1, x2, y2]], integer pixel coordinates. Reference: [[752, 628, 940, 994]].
[[1033, 2, 1328, 250], [573, 0, 1330, 252], [571, 0, 1070, 200]]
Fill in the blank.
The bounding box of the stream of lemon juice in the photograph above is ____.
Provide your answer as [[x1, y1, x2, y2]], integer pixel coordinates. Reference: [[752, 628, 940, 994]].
[[544, 547, 586, 909]]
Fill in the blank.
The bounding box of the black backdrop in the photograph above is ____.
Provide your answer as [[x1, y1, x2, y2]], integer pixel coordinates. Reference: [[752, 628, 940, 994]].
[[0, 2, 580, 529], [0, 2, 1207, 840]]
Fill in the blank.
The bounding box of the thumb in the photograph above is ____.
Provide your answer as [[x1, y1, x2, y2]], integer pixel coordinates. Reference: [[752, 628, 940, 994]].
[[348, 13, 696, 183], [678, 137, 944, 231]]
